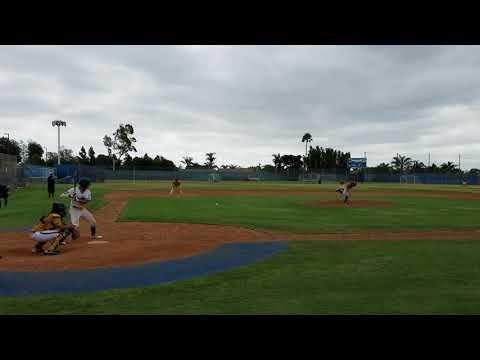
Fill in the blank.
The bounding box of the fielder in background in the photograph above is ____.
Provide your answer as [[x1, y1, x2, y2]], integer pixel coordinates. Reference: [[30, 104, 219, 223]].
[[335, 180, 357, 204], [31, 203, 79, 255], [170, 178, 183, 196], [61, 178, 103, 240], [335, 181, 346, 195], [0, 184, 8, 208], [47, 173, 56, 198]]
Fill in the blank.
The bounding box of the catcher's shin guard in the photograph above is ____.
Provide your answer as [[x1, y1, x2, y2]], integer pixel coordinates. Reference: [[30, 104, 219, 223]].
[[44, 232, 68, 255]]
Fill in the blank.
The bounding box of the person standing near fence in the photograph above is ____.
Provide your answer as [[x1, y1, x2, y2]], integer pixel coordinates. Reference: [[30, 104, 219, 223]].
[[47, 173, 56, 199]]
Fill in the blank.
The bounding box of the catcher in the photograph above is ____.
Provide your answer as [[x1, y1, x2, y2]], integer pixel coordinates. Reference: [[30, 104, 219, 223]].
[[31, 203, 79, 255], [169, 178, 183, 196], [60, 178, 103, 240]]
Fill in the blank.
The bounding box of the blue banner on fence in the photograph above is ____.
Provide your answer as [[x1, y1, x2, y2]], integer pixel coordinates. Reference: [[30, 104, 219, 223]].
[[348, 158, 367, 169], [22, 165, 55, 178], [55, 164, 79, 179]]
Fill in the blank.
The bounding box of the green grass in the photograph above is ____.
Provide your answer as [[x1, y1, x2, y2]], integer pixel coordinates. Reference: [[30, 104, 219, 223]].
[[0, 184, 110, 229], [98, 179, 480, 194], [2, 180, 479, 230], [3, 240, 480, 314], [119, 194, 480, 232]]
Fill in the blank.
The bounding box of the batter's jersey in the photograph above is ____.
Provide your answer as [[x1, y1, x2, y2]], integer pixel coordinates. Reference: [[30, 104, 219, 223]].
[[62, 187, 92, 208]]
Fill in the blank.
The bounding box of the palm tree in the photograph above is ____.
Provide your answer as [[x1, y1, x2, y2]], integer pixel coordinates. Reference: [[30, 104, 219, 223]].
[[391, 154, 413, 174], [301, 133, 312, 172], [272, 153, 282, 175], [205, 152, 217, 169], [440, 161, 457, 173], [181, 156, 194, 169], [301, 133, 313, 158], [411, 161, 426, 173]]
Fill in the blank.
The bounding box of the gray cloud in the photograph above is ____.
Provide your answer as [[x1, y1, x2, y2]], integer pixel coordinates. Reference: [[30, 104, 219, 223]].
[[1, 45, 480, 169]]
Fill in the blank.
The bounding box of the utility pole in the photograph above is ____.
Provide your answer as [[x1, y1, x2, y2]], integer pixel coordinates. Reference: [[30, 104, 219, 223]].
[[459, 153, 461, 171], [428, 153, 430, 167], [52, 120, 67, 165]]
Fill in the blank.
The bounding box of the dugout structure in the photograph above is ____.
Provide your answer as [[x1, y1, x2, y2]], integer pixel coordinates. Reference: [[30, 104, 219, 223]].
[[400, 175, 418, 184], [0, 153, 18, 185], [208, 173, 221, 183], [299, 173, 321, 184]]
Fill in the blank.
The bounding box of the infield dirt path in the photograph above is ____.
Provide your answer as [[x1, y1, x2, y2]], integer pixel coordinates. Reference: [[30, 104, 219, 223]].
[[0, 189, 479, 271]]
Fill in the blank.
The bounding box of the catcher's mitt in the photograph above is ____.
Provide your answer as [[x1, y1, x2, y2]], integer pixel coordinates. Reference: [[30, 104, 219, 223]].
[[71, 228, 80, 240], [347, 181, 357, 189], [66, 227, 80, 240]]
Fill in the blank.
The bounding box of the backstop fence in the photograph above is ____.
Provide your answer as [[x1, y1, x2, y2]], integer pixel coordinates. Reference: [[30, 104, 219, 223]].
[[0, 153, 17, 185]]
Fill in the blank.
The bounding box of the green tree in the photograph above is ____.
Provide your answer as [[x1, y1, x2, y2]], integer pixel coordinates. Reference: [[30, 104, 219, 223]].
[[152, 155, 176, 170], [27, 141, 45, 165], [78, 146, 88, 164], [181, 156, 194, 169], [391, 154, 413, 174], [301, 133, 312, 162], [96, 154, 111, 167], [59, 148, 75, 164], [103, 135, 114, 169], [280, 154, 303, 177], [262, 164, 276, 173], [302, 133, 313, 171], [45, 152, 58, 167], [440, 162, 458, 173], [0, 136, 22, 163], [205, 152, 217, 169], [272, 153, 282, 175], [123, 153, 133, 168], [88, 146, 96, 166], [112, 124, 137, 168], [411, 161, 426, 173], [374, 162, 392, 174], [221, 164, 239, 169], [305, 146, 350, 170]]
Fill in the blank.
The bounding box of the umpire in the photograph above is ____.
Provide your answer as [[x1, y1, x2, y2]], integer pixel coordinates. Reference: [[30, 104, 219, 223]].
[[47, 173, 56, 198]]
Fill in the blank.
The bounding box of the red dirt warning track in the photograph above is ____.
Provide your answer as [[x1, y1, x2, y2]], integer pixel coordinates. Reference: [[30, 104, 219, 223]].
[[0, 189, 479, 271]]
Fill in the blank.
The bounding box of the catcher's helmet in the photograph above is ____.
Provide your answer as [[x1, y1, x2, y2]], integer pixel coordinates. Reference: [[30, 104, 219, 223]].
[[78, 178, 91, 189], [51, 203, 66, 217]]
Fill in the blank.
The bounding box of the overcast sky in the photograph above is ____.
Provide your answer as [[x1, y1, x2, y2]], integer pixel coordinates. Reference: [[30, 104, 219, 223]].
[[1, 45, 480, 169]]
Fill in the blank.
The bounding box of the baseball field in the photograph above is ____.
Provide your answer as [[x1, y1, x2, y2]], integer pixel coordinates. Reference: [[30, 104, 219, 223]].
[[1, 180, 480, 314]]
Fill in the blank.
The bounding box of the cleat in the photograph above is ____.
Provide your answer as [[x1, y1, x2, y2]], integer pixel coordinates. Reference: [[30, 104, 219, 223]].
[[43, 249, 60, 256], [32, 245, 44, 254]]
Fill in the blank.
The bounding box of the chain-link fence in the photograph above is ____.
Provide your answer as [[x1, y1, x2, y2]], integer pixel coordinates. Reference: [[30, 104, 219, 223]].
[[0, 153, 18, 185], [9, 161, 480, 185]]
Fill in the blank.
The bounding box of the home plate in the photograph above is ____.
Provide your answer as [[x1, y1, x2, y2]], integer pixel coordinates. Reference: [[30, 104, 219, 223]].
[[88, 240, 109, 245]]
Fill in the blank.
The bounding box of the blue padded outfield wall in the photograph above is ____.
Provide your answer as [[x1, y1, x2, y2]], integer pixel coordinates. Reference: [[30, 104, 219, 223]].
[[14, 164, 480, 185]]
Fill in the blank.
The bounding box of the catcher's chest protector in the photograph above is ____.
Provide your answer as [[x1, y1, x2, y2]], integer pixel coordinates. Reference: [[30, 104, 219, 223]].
[[32, 213, 62, 231]]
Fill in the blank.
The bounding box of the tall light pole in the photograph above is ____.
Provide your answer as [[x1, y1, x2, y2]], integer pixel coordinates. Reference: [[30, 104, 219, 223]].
[[52, 120, 67, 165]]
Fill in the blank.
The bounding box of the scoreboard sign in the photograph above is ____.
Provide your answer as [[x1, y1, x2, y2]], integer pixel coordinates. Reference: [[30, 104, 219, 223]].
[[348, 158, 367, 169]]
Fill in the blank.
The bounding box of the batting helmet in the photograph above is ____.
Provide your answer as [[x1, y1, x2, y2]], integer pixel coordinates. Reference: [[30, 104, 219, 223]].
[[51, 203, 67, 217], [78, 178, 91, 189]]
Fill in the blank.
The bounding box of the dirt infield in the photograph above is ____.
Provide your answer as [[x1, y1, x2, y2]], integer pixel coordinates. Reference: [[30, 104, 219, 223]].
[[0, 189, 480, 272], [304, 199, 394, 208]]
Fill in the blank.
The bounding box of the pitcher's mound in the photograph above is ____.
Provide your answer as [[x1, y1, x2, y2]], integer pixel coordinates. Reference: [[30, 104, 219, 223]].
[[305, 200, 393, 208]]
